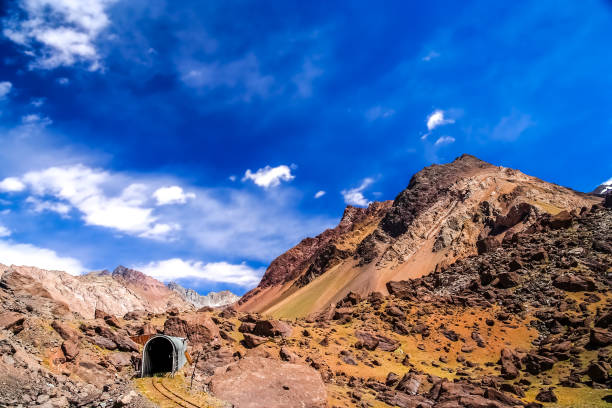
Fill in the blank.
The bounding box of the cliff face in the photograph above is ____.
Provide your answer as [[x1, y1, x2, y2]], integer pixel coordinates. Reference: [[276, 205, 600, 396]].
[[238, 154, 601, 318], [167, 282, 239, 308], [0, 264, 193, 319]]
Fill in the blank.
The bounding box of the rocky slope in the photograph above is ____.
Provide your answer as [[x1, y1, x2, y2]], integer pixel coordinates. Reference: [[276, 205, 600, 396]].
[[0, 265, 192, 319], [167, 282, 239, 308], [0, 203, 609, 407], [238, 154, 601, 318]]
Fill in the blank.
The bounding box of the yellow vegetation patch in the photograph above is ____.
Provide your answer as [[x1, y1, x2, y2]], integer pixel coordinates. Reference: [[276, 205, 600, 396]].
[[135, 372, 227, 408]]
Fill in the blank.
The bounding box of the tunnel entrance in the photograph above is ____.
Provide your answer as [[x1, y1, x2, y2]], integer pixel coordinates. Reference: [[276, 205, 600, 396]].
[[144, 336, 174, 375], [141, 334, 188, 377]]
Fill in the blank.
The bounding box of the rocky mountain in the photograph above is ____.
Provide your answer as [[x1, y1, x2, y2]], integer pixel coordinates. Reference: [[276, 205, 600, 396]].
[[238, 154, 601, 318], [0, 202, 609, 407], [167, 282, 239, 308], [593, 178, 612, 195], [0, 264, 193, 319]]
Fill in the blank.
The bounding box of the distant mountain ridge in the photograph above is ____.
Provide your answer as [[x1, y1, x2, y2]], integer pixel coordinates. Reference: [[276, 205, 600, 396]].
[[167, 281, 239, 308], [0, 264, 194, 319]]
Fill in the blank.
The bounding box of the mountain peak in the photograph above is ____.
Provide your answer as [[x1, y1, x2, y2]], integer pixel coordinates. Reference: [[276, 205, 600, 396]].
[[238, 156, 601, 318]]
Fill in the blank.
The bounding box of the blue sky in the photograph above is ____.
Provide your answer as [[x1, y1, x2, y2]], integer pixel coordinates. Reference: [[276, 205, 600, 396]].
[[0, 1, 610, 295]]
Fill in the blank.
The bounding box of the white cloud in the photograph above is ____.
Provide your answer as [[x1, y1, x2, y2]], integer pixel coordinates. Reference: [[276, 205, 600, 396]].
[[228, 175, 237, 182], [2, 0, 117, 70], [314, 190, 326, 199], [422, 50, 440, 62], [26, 196, 71, 215], [242, 165, 295, 189], [31, 97, 46, 107], [0, 81, 12, 99], [3, 162, 334, 261], [292, 59, 323, 98], [0, 239, 85, 275], [57, 77, 70, 85], [365, 106, 395, 121], [21, 113, 53, 126], [491, 111, 534, 141], [0, 177, 26, 192], [153, 186, 196, 206], [181, 53, 274, 101], [133, 258, 264, 287], [9, 165, 177, 239], [341, 178, 374, 207], [0, 225, 11, 237], [427, 109, 455, 131], [434, 136, 456, 146]]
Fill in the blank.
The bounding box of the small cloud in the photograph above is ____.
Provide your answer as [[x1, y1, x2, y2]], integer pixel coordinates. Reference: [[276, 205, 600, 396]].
[[181, 53, 274, 101], [242, 165, 295, 189], [491, 111, 534, 141], [0, 177, 26, 192], [31, 97, 46, 107], [133, 258, 264, 287], [422, 50, 440, 62], [0, 224, 11, 237], [292, 59, 323, 98], [21, 113, 53, 126], [57, 77, 70, 85], [341, 178, 374, 207], [427, 109, 455, 131], [153, 186, 196, 206], [434, 136, 456, 146], [139, 223, 180, 240], [365, 106, 395, 121], [228, 175, 237, 182], [314, 190, 326, 199], [0, 81, 12, 99]]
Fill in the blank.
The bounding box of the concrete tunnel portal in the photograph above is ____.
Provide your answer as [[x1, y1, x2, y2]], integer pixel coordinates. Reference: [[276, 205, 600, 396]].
[[141, 334, 188, 377]]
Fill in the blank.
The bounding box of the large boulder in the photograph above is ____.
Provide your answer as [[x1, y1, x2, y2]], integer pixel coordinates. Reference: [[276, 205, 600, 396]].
[[0, 312, 25, 330], [209, 357, 327, 408], [549, 211, 573, 229], [500, 348, 522, 379], [61, 339, 79, 361], [163, 313, 220, 344], [589, 328, 612, 348], [51, 320, 79, 341], [494, 203, 535, 229], [355, 331, 399, 352], [552, 274, 596, 292], [386, 281, 416, 299], [252, 319, 293, 338], [493, 272, 520, 289]]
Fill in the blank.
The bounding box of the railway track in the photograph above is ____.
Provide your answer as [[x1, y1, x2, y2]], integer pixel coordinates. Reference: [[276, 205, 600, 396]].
[[150, 377, 202, 408]]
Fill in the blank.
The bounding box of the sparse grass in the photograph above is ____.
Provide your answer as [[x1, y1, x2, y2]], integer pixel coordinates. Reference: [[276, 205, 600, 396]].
[[523, 386, 612, 408], [527, 200, 564, 215], [268, 264, 359, 319], [135, 372, 227, 408]]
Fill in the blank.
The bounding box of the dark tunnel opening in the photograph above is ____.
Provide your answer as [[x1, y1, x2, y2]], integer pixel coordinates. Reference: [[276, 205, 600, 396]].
[[144, 336, 174, 375]]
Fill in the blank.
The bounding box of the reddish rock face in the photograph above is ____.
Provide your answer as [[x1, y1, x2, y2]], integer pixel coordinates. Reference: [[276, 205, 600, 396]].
[[238, 200, 393, 306], [163, 313, 220, 344], [209, 357, 327, 408]]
